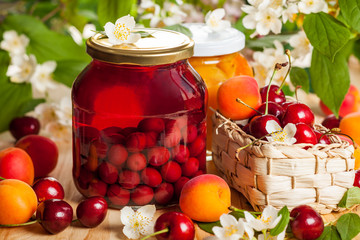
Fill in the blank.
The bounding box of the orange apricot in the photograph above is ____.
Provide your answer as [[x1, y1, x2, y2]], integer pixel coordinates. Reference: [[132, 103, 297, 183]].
[[179, 174, 231, 222], [0, 179, 38, 224], [354, 148, 360, 170], [339, 112, 360, 145], [0, 147, 34, 185], [217, 75, 262, 120]]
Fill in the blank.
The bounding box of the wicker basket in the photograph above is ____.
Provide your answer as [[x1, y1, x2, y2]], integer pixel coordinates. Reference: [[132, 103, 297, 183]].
[[212, 112, 356, 214]]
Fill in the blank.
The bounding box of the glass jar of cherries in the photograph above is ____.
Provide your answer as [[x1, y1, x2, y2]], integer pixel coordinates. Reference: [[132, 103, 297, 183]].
[[184, 23, 253, 152], [72, 29, 207, 208]]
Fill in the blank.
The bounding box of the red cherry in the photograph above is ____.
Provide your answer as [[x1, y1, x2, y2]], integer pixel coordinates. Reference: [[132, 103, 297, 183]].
[[282, 103, 315, 126], [353, 170, 360, 187], [138, 118, 165, 133], [100, 127, 125, 145], [161, 161, 182, 183], [122, 127, 138, 137], [126, 132, 147, 152], [107, 184, 130, 206], [9, 116, 40, 140], [188, 136, 205, 157], [290, 205, 324, 240], [76, 196, 108, 228], [294, 123, 317, 145], [321, 114, 342, 129], [89, 139, 108, 159], [242, 123, 250, 134], [314, 130, 331, 144], [98, 161, 118, 184], [256, 101, 285, 120], [131, 185, 154, 205], [36, 199, 73, 234], [141, 168, 162, 187], [171, 145, 190, 164], [145, 131, 158, 148], [77, 166, 94, 189], [153, 212, 195, 240], [154, 182, 174, 205], [181, 157, 199, 177], [118, 170, 140, 189], [126, 153, 147, 171], [182, 124, 197, 143], [249, 115, 281, 139], [174, 177, 189, 197], [160, 122, 182, 148], [32, 177, 65, 203], [260, 85, 286, 104], [148, 147, 170, 167], [281, 101, 296, 110], [108, 144, 128, 167], [88, 180, 108, 197]]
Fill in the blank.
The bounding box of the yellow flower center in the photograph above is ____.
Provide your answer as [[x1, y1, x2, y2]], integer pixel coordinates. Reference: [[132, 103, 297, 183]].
[[114, 23, 130, 41], [271, 130, 287, 142], [224, 225, 238, 237]]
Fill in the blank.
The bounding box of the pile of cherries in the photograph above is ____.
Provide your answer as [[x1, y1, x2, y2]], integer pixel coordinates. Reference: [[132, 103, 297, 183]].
[[32, 177, 108, 234], [241, 84, 335, 145], [74, 116, 206, 207]]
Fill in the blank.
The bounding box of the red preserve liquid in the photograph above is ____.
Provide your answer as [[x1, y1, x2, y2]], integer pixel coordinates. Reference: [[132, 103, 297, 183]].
[[72, 30, 207, 208]]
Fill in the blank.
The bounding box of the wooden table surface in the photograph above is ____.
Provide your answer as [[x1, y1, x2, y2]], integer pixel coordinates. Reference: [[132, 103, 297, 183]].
[[0, 133, 359, 240]]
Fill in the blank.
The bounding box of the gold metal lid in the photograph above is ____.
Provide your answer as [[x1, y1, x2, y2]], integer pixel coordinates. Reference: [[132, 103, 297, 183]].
[[86, 28, 194, 65]]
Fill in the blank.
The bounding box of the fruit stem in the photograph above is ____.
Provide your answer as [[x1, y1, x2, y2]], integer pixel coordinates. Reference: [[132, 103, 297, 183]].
[[72, 219, 79, 223], [236, 98, 262, 114], [265, 63, 285, 115], [141, 228, 169, 240], [0, 219, 38, 227], [0, 176, 6, 180], [229, 206, 262, 215], [276, 49, 291, 94], [328, 129, 357, 146], [294, 86, 301, 103]]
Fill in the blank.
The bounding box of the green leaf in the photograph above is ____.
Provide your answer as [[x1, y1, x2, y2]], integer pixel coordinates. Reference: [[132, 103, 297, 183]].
[[303, 12, 351, 61], [336, 213, 360, 240], [163, 24, 192, 38], [0, 51, 33, 133], [18, 99, 45, 116], [310, 48, 350, 118], [339, 0, 360, 32], [317, 226, 341, 240], [1, 15, 90, 63], [54, 60, 88, 87], [338, 187, 360, 208], [245, 34, 291, 50], [270, 206, 290, 236], [290, 67, 310, 93], [97, 0, 135, 27], [353, 39, 360, 61]]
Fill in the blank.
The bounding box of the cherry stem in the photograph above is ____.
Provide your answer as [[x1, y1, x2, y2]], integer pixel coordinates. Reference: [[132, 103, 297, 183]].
[[0, 219, 38, 227], [72, 219, 79, 223], [277, 49, 292, 94], [229, 206, 262, 215], [236, 98, 262, 114], [0, 176, 6, 180], [294, 85, 301, 103], [265, 62, 286, 115], [141, 228, 169, 240]]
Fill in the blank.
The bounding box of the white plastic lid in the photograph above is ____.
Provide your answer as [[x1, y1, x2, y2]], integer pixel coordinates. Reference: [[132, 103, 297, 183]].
[[183, 23, 245, 57]]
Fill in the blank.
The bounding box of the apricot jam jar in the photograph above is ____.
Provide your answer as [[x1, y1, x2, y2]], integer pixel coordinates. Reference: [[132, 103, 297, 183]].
[[72, 29, 207, 208], [184, 23, 253, 152]]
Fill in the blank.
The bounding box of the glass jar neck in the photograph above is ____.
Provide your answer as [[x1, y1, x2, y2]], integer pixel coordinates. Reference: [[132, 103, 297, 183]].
[[92, 59, 188, 71]]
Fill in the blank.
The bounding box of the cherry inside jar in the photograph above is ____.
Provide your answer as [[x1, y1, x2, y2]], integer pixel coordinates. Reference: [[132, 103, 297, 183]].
[[72, 29, 207, 208]]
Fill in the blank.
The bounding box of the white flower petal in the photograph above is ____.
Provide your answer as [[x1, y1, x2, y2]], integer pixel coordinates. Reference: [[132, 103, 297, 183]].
[[204, 236, 221, 240], [256, 21, 271, 36], [269, 215, 282, 229], [123, 224, 140, 239], [271, 19, 282, 34], [137, 205, 156, 219], [211, 8, 226, 20], [42, 61, 57, 74], [242, 14, 257, 29], [244, 211, 256, 223], [140, 219, 154, 236], [262, 205, 278, 221], [116, 15, 136, 30], [220, 214, 238, 227], [265, 120, 282, 134], [243, 221, 255, 240], [126, 33, 141, 43], [213, 226, 227, 239], [276, 229, 286, 240], [283, 123, 297, 137], [120, 206, 135, 225]]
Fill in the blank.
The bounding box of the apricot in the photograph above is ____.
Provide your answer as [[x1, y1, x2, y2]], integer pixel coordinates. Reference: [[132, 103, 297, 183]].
[[217, 75, 262, 120], [320, 85, 360, 117], [179, 174, 231, 222], [15, 135, 58, 178], [0, 147, 34, 185], [0, 179, 37, 224], [339, 112, 360, 145], [355, 148, 360, 170]]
